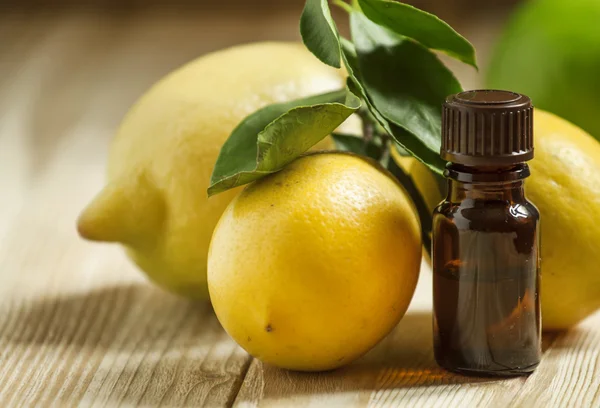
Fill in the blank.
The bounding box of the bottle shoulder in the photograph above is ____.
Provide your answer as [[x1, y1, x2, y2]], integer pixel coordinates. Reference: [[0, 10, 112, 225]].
[[433, 198, 539, 232]]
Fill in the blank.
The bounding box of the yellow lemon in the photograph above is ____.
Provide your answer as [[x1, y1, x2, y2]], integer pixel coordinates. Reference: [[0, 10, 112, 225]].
[[77, 42, 345, 299], [208, 152, 421, 371], [527, 110, 600, 330], [391, 150, 444, 214], [391, 150, 444, 265]]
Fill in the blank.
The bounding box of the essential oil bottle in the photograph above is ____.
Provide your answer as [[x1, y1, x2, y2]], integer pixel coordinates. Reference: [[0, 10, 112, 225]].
[[432, 90, 541, 376]]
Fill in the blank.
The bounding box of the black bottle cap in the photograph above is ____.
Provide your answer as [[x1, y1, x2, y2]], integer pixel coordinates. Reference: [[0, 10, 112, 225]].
[[441, 90, 534, 166]]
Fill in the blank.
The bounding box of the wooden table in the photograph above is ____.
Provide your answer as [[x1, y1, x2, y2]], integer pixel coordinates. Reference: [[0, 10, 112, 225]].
[[1, 9, 599, 408]]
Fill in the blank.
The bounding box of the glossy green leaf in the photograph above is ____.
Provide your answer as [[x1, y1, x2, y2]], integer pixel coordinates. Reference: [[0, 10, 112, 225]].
[[331, 0, 354, 13], [387, 123, 446, 174], [332, 132, 384, 162], [358, 0, 477, 68], [208, 90, 361, 196], [351, 12, 462, 174], [341, 39, 390, 133], [341, 33, 444, 174], [300, 0, 342, 68]]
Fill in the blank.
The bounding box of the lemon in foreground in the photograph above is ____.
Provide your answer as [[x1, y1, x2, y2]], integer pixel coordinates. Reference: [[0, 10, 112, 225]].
[[208, 153, 421, 371], [77, 42, 345, 299]]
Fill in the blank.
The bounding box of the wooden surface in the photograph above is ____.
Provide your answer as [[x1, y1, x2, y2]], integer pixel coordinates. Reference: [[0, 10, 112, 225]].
[[1, 8, 599, 408]]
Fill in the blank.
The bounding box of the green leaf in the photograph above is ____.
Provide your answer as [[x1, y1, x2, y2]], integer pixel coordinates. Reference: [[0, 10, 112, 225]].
[[331, 0, 354, 13], [332, 132, 384, 161], [208, 90, 361, 196], [394, 142, 410, 157], [300, 0, 342, 68], [387, 123, 446, 174], [341, 33, 445, 174], [341, 40, 390, 132], [351, 12, 462, 174], [358, 0, 477, 68]]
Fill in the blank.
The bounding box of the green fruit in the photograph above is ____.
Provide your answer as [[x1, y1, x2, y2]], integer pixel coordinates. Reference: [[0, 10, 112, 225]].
[[487, 0, 600, 140]]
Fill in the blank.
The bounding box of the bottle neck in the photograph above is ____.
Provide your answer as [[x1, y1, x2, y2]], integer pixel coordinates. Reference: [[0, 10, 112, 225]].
[[445, 163, 530, 203]]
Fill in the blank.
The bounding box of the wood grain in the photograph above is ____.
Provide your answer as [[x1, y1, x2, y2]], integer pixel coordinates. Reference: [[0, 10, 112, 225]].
[[1, 7, 599, 408], [233, 271, 600, 407], [0, 11, 266, 407], [233, 272, 522, 408], [0, 98, 253, 406]]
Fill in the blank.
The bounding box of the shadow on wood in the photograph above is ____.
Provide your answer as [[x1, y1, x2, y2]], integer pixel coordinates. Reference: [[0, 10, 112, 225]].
[[234, 311, 501, 405], [0, 284, 252, 406], [0, 284, 213, 349]]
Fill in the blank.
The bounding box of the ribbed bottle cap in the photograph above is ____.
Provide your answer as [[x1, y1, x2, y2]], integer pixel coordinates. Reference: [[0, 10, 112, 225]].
[[441, 90, 534, 166]]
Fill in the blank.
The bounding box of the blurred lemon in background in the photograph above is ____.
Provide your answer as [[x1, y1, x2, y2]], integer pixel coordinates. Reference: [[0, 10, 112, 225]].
[[487, 0, 600, 140], [77, 42, 345, 299], [208, 153, 421, 371], [527, 110, 600, 330], [391, 150, 444, 214]]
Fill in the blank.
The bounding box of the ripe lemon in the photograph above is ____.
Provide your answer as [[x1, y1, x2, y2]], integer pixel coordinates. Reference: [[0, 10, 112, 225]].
[[392, 110, 600, 330], [391, 150, 444, 213], [208, 152, 421, 371], [77, 42, 346, 299]]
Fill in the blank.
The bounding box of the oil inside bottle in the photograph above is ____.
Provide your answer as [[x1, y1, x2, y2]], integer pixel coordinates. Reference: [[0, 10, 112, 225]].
[[433, 208, 541, 376]]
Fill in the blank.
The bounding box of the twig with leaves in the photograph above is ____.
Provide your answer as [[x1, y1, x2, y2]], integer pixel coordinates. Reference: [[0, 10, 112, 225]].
[[208, 0, 477, 249]]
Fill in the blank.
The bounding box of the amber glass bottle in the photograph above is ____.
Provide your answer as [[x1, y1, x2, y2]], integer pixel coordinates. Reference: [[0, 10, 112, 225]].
[[432, 90, 541, 376]]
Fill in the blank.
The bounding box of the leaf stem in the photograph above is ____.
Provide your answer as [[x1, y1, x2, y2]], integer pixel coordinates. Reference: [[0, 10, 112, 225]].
[[331, 0, 354, 14], [386, 157, 433, 257], [380, 133, 390, 162], [357, 106, 379, 142], [362, 119, 374, 143]]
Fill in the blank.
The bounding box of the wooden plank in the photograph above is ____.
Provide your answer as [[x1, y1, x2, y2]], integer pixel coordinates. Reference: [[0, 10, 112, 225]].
[[233, 269, 534, 408], [510, 312, 600, 408], [2, 7, 600, 408], [0, 12, 259, 406], [234, 267, 600, 408], [0, 135, 253, 407]]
